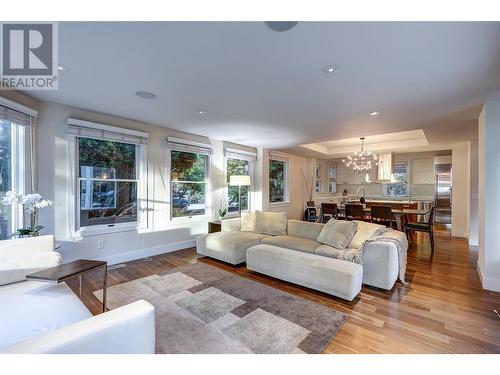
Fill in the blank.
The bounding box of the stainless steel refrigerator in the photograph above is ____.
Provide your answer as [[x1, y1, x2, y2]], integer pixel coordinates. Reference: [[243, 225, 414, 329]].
[[434, 164, 452, 224]]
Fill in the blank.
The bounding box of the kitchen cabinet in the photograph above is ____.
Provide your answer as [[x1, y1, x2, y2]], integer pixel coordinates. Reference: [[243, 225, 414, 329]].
[[412, 158, 435, 184]]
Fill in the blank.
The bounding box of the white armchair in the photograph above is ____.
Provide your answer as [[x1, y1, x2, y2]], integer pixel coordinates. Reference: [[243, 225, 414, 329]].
[[0, 235, 156, 354], [0, 235, 62, 286]]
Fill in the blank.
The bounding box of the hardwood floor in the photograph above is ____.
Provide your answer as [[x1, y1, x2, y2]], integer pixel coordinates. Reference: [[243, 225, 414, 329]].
[[69, 224, 500, 354]]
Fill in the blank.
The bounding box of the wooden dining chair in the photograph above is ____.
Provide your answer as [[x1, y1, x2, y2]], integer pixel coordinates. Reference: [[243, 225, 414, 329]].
[[403, 206, 436, 251], [345, 204, 364, 221], [370, 205, 393, 228], [320, 203, 338, 223]]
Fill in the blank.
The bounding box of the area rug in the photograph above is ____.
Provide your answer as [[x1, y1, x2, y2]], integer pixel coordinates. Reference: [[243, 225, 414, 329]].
[[94, 262, 347, 354]]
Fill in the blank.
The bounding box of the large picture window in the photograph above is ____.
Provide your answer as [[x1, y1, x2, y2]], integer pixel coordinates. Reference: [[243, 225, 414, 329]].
[[226, 158, 250, 213], [269, 157, 288, 203], [328, 163, 337, 193], [171, 150, 208, 218], [78, 138, 138, 227]]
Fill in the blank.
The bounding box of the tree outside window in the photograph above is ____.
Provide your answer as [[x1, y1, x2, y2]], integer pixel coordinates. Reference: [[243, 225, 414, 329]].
[[0, 120, 12, 239], [171, 150, 207, 218], [227, 158, 249, 213], [269, 159, 287, 203], [78, 138, 138, 227]]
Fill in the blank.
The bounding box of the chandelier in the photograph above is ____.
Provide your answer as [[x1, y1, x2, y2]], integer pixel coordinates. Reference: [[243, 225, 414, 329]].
[[342, 137, 378, 173]]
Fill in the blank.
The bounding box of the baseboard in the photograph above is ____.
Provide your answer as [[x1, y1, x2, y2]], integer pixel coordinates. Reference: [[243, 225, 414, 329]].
[[99, 239, 196, 266], [477, 260, 500, 292]]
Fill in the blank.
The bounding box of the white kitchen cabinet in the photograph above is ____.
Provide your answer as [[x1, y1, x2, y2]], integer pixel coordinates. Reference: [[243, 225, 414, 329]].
[[412, 158, 435, 184]]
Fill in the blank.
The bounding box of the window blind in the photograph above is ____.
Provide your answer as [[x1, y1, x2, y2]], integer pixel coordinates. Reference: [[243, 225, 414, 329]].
[[67, 118, 149, 145], [0, 102, 37, 127], [166, 136, 213, 156], [269, 151, 289, 163], [224, 148, 257, 162], [393, 161, 408, 174]]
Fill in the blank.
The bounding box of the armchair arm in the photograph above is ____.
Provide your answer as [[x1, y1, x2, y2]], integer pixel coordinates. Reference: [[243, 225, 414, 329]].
[[0, 235, 55, 256], [2, 300, 156, 354], [0, 251, 62, 285]]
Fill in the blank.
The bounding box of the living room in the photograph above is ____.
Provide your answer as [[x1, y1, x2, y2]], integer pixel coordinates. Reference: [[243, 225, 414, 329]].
[[1, 1, 500, 373]]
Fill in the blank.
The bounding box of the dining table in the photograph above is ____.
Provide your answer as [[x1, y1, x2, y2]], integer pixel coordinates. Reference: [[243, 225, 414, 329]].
[[318, 205, 429, 231]]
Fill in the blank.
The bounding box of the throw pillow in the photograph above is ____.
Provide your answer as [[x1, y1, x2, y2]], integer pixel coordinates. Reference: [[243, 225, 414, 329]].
[[349, 220, 389, 249], [254, 211, 287, 236], [240, 212, 256, 232], [316, 219, 358, 249]]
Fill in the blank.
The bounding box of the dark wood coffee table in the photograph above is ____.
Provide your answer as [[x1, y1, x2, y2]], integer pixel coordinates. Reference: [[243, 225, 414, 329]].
[[26, 259, 108, 313]]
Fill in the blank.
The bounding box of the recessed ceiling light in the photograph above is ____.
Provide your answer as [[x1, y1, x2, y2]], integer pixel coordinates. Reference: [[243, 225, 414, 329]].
[[197, 110, 207, 115], [323, 65, 340, 73], [57, 65, 66, 71], [136, 91, 156, 99], [369, 111, 381, 116], [265, 22, 298, 32]]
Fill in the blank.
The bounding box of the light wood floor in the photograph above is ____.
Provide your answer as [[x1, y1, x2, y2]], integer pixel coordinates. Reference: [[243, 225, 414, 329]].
[[69, 225, 500, 354]]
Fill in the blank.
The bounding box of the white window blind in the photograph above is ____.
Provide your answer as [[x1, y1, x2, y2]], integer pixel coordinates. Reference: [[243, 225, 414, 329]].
[[67, 118, 149, 145], [224, 147, 257, 162], [0, 97, 37, 127], [269, 151, 289, 163], [166, 136, 213, 156]]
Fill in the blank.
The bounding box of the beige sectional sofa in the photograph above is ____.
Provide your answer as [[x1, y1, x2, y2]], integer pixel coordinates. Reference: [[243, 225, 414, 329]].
[[197, 215, 404, 300]]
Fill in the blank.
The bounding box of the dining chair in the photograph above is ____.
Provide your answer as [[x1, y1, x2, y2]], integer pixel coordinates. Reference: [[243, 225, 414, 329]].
[[370, 205, 393, 228], [345, 204, 364, 221], [320, 203, 338, 223], [403, 206, 435, 252], [304, 201, 317, 222]]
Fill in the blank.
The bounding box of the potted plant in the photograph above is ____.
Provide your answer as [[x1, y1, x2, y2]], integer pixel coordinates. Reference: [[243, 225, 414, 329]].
[[1, 191, 55, 237]]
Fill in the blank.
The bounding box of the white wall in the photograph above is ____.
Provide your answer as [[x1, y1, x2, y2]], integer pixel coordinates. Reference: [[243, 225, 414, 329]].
[[451, 142, 471, 239], [478, 101, 500, 292], [469, 140, 479, 246]]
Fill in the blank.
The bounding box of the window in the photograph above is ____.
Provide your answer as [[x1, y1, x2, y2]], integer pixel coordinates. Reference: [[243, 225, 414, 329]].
[[226, 158, 250, 213], [269, 154, 288, 203], [385, 161, 408, 197], [0, 100, 34, 240], [171, 150, 208, 218], [328, 163, 337, 193], [78, 138, 138, 227], [68, 118, 148, 235], [315, 164, 322, 193]]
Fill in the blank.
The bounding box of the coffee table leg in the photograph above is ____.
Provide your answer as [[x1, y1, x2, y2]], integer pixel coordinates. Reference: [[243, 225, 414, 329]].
[[102, 264, 107, 313]]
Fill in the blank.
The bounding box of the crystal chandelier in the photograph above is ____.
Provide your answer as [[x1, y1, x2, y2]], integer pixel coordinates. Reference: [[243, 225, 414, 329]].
[[342, 137, 378, 173]]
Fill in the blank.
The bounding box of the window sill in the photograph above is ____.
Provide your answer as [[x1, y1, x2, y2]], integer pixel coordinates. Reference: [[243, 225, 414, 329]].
[[76, 223, 140, 237]]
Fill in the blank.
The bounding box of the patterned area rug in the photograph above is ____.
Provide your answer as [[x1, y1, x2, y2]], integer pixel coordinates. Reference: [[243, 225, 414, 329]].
[[94, 263, 347, 354]]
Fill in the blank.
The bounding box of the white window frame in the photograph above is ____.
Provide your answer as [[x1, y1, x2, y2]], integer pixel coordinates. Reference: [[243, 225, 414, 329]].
[[269, 153, 289, 205], [166, 148, 211, 223], [67, 123, 148, 238], [224, 156, 254, 218], [0, 97, 35, 240], [328, 163, 337, 193]]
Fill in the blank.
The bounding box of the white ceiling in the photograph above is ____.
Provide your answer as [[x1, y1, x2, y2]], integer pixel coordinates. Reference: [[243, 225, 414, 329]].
[[28, 22, 500, 151]]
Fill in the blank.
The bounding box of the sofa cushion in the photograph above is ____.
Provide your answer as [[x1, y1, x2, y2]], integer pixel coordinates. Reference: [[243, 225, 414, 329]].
[[197, 231, 269, 265], [0, 280, 92, 350], [286, 220, 324, 241], [314, 245, 362, 264], [261, 235, 321, 254], [348, 220, 389, 249], [240, 212, 255, 232], [316, 219, 358, 249], [254, 211, 287, 236]]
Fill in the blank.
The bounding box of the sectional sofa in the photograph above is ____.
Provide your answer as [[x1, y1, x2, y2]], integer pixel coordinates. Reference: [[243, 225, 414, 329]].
[[197, 213, 405, 301]]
